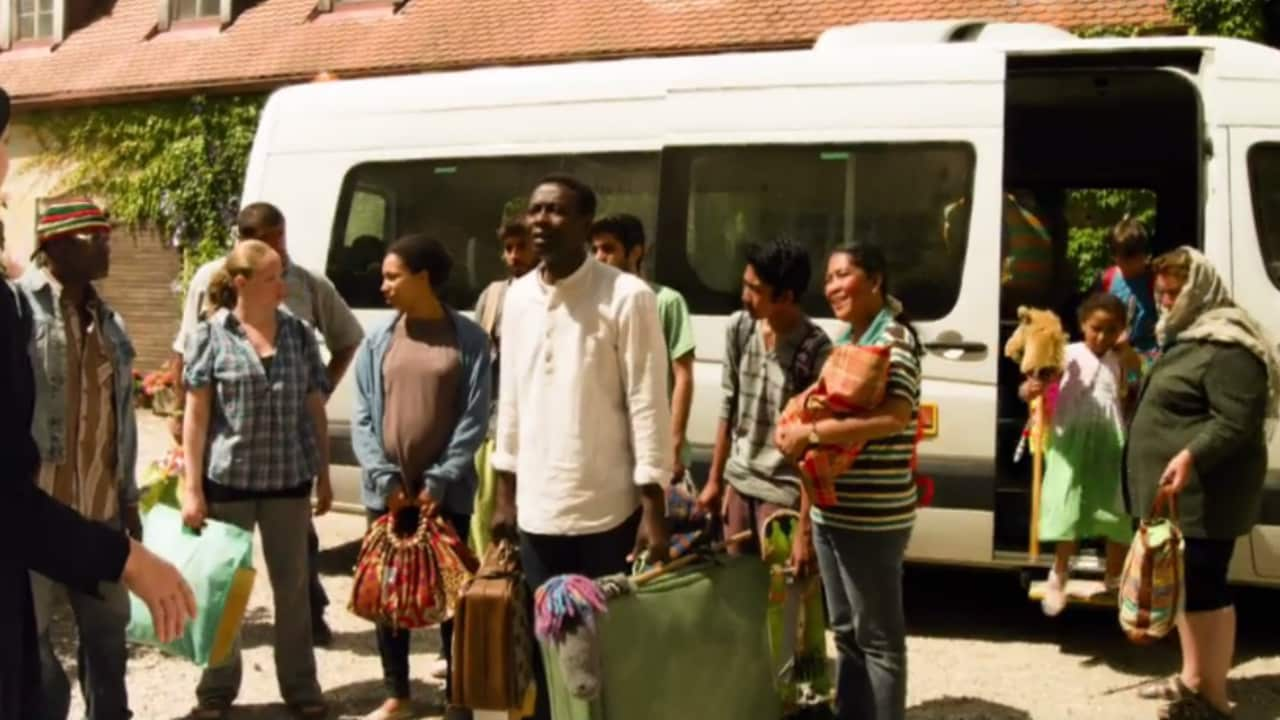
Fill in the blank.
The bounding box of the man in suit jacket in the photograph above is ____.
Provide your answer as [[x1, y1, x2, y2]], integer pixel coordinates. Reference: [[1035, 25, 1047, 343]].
[[0, 85, 195, 719]]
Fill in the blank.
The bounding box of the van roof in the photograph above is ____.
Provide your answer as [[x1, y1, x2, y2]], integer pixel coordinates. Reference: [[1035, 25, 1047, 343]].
[[266, 24, 1280, 102], [254, 22, 1280, 148]]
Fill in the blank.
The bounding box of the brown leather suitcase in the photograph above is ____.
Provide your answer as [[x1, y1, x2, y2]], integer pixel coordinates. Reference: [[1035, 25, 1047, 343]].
[[450, 541, 536, 716]]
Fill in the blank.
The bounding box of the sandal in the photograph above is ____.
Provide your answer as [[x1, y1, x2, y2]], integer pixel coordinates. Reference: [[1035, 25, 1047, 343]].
[[1140, 675, 1193, 701], [1041, 572, 1067, 617], [1157, 693, 1234, 720]]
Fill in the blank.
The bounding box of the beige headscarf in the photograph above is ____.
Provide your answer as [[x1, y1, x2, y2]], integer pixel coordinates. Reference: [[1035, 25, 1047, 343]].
[[1156, 247, 1280, 423]]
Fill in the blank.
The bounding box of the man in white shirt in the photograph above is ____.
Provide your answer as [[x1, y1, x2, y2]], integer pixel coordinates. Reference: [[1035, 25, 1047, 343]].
[[490, 174, 672, 720]]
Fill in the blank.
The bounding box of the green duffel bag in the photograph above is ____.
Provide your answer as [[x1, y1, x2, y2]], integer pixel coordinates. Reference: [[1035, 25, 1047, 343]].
[[541, 555, 781, 720]]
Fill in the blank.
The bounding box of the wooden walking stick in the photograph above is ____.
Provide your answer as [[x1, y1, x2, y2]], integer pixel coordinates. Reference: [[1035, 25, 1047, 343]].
[[1029, 396, 1045, 562]]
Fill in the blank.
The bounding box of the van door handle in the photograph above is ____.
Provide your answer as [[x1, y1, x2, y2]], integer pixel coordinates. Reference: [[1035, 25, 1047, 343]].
[[923, 341, 988, 354]]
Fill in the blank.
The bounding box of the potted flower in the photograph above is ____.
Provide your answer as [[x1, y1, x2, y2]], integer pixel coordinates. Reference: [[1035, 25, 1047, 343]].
[[137, 360, 181, 417]]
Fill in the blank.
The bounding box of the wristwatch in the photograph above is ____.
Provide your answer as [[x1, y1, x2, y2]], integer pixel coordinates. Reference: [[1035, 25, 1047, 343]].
[[807, 423, 821, 446]]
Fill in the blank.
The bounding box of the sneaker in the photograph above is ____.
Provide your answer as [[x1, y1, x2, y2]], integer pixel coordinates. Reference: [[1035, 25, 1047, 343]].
[[1041, 572, 1067, 617]]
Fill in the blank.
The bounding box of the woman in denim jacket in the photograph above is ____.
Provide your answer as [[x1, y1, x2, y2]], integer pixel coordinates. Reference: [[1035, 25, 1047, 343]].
[[351, 234, 490, 720]]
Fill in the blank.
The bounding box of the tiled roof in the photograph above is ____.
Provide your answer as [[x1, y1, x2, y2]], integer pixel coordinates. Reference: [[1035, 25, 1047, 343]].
[[1, 0, 1174, 107]]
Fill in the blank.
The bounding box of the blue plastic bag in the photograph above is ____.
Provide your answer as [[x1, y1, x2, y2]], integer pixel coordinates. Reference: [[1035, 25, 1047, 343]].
[[126, 505, 256, 667]]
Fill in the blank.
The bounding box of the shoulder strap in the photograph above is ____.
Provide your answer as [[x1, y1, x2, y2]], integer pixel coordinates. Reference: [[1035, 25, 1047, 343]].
[[723, 312, 754, 424], [786, 324, 827, 399], [730, 311, 754, 363], [479, 280, 507, 337]]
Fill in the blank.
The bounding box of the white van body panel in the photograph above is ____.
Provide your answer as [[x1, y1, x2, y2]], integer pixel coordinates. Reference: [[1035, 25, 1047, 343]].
[[242, 27, 1280, 585]]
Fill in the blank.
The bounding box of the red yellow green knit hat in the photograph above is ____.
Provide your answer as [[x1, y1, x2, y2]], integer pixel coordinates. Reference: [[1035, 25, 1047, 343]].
[[35, 197, 111, 251]]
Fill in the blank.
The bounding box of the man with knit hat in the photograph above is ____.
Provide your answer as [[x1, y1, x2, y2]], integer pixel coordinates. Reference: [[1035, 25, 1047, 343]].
[[1, 85, 194, 720], [14, 194, 142, 720]]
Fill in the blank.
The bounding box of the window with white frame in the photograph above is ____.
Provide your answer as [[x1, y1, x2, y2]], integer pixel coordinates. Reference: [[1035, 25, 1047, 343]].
[[173, 0, 219, 21], [14, 0, 54, 40]]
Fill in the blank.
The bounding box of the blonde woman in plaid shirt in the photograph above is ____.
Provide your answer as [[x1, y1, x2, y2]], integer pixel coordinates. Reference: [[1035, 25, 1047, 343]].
[[179, 239, 332, 720]]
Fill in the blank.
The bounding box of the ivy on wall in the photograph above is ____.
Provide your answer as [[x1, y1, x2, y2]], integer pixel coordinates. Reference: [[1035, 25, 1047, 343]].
[[1168, 0, 1266, 40], [25, 94, 264, 290]]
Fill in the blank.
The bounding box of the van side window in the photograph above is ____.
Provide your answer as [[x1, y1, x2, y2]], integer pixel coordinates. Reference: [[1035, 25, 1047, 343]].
[[328, 154, 660, 309], [654, 143, 975, 320], [328, 186, 391, 308], [1248, 143, 1280, 288]]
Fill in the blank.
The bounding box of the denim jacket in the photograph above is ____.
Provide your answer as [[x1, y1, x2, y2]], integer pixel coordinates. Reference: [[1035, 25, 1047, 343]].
[[352, 308, 491, 514], [16, 268, 139, 509]]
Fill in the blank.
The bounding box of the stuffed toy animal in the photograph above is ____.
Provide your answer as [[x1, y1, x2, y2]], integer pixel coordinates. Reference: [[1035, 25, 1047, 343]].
[[1003, 306, 1068, 378]]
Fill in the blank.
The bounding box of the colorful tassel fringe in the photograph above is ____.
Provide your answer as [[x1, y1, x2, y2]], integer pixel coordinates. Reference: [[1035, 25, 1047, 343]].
[[534, 574, 608, 644]]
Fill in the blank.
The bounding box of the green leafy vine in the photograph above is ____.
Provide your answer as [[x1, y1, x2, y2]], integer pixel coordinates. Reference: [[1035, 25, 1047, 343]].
[[24, 94, 264, 291], [1167, 0, 1265, 40]]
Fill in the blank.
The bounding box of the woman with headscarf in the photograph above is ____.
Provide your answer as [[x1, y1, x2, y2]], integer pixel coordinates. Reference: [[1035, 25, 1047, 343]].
[[1127, 247, 1280, 720]]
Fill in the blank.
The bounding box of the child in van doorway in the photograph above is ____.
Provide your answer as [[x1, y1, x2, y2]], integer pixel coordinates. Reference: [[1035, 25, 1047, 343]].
[[1098, 218, 1159, 366], [1021, 293, 1138, 617]]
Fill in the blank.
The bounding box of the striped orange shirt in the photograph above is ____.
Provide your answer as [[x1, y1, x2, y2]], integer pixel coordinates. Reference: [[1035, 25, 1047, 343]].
[[37, 293, 119, 522]]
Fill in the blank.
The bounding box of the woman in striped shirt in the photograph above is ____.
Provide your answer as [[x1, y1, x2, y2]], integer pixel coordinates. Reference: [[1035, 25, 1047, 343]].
[[775, 243, 922, 720]]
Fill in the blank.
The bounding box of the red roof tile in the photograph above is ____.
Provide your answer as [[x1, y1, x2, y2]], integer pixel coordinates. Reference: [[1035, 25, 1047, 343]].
[[1, 0, 1173, 107]]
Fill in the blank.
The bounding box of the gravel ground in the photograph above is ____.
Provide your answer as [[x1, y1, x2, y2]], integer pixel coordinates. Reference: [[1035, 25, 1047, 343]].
[[47, 415, 1280, 720]]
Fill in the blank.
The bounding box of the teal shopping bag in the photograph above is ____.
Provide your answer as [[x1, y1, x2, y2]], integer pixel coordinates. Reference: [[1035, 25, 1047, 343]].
[[126, 505, 257, 667]]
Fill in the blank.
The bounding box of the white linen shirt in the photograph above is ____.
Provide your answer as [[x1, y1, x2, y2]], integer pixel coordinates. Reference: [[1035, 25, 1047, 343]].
[[492, 257, 673, 535]]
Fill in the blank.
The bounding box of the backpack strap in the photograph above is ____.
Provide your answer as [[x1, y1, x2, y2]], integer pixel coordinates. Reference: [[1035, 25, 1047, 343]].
[[785, 323, 827, 401], [732, 310, 747, 363], [479, 280, 508, 337], [724, 311, 755, 425]]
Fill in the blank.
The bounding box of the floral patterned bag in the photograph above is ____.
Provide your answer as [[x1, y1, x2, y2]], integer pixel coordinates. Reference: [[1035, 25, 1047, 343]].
[[1119, 488, 1185, 644], [349, 508, 478, 630]]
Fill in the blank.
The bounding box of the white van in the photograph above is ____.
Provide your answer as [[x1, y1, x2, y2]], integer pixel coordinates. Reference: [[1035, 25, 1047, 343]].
[[242, 20, 1280, 587]]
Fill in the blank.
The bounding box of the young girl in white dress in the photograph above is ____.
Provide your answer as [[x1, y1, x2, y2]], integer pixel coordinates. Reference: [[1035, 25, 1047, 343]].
[[1021, 293, 1138, 616]]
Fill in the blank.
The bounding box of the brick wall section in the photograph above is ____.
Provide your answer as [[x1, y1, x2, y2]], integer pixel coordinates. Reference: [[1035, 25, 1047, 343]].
[[0, 0, 1173, 107], [95, 226, 181, 372]]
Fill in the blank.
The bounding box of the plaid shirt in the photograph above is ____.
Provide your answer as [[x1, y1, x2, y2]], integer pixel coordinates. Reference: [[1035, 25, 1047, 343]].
[[184, 308, 329, 492]]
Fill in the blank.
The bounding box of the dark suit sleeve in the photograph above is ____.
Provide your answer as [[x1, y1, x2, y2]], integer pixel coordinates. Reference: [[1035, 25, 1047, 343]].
[[1, 283, 130, 593]]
